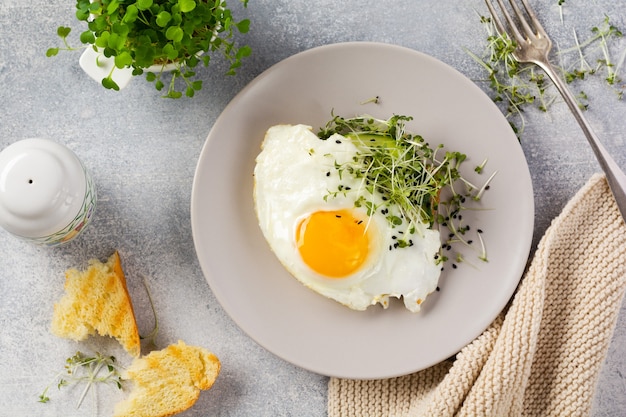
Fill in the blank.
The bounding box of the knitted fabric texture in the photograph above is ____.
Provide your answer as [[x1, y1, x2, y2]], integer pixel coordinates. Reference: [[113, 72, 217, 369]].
[[328, 174, 626, 417]]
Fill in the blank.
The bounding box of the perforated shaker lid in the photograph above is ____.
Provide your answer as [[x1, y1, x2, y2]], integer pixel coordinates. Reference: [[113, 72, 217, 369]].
[[0, 139, 87, 238]]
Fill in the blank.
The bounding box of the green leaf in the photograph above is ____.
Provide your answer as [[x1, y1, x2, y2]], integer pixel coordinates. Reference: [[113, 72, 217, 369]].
[[236, 19, 250, 34], [123, 5, 139, 23], [192, 80, 203, 90], [115, 51, 133, 68], [112, 22, 130, 37], [136, 0, 153, 11], [46, 48, 59, 57], [107, 0, 120, 15], [179, 0, 196, 13], [89, 1, 101, 13], [80, 30, 96, 44], [186, 54, 199, 67], [102, 77, 121, 91], [94, 31, 110, 48], [185, 86, 195, 97], [57, 26, 71, 38], [76, 8, 90, 21], [163, 43, 178, 60], [165, 26, 184, 42], [135, 45, 156, 67], [91, 15, 109, 31], [236, 45, 252, 59], [107, 33, 125, 50], [145, 72, 156, 82], [167, 90, 183, 99], [156, 11, 172, 27]]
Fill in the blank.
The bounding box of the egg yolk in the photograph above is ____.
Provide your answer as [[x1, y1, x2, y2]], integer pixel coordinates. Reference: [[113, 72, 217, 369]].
[[296, 209, 369, 278]]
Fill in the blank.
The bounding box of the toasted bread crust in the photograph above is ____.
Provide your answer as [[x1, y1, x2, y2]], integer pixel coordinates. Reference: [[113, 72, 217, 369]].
[[113, 341, 221, 417], [51, 251, 141, 357]]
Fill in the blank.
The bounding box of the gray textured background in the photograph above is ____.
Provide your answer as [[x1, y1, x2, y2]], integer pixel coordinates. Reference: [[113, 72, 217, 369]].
[[1, 0, 625, 415]]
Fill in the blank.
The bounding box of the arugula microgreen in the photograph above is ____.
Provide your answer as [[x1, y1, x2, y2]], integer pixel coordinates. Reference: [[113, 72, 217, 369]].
[[38, 351, 122, 408], [318, 113, 495, 264]]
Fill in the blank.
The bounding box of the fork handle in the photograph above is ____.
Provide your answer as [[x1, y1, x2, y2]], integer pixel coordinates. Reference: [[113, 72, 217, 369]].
[[537, 60, 626, 222]]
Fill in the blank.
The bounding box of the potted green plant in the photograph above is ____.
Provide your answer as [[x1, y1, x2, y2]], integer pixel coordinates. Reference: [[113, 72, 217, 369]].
[[48, 0, 251, 98]]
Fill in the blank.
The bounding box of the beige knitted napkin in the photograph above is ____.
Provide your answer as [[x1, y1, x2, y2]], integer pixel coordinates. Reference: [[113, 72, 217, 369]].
[[328, 173, 626, 417]]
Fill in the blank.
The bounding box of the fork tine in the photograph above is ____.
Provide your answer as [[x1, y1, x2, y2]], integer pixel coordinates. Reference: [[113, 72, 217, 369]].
[[518, 0, 549, 37], [507, 0, 535, 38], [484, 0, 506, 36], [485, 0, 523, 44]]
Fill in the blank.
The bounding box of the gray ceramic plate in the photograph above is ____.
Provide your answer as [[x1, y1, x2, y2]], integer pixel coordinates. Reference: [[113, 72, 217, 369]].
[[191, 42, 534, 379]]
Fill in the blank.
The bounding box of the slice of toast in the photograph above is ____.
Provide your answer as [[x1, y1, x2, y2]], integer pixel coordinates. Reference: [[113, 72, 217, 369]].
[[51, 251, 141, 357], [113, 340, 221, 417]]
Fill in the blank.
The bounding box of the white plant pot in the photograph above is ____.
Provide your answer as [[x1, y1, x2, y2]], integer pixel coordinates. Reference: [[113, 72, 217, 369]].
[[79, 48, 182, 90]]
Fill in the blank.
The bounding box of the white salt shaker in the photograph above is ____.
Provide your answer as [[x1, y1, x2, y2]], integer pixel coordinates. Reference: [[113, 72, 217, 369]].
[[0, 139, 97, 246]]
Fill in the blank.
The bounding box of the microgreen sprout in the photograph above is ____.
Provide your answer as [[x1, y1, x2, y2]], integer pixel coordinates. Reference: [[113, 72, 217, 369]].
[[318, 113, 494, 264], [475, 158, 488, 174], [139, 275, 160, 350], [477, 229, 488, 262], [38, 351, 122, 409], [466, 14, 557, 136], [469, 12, 626, 136], [360, 96, 381, 105], [558, 0, 566, 24], [558, 16, 625, 98]]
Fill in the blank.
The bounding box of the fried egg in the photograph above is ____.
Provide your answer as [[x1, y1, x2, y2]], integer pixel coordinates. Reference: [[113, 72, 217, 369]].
[[253, 124, 442, 312]]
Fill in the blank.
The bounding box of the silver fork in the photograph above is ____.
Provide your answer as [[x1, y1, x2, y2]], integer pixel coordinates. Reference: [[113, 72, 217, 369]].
[[485, 0, 626, 222]]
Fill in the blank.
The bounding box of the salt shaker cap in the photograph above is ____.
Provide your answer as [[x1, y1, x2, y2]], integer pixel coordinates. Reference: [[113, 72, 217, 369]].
[[0, 139, 89, 239]]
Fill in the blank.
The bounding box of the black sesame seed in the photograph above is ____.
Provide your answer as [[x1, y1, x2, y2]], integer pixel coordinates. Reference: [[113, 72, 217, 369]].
[[477, 229, 483, 234], [468, 240, 473, 244], [452, 264, 457, 269], [335, 139, 342, 144], [326, 172, 330, 177]]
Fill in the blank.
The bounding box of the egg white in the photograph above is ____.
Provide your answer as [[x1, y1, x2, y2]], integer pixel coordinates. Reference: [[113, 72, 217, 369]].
[[254, 124, 442, 312]]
